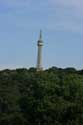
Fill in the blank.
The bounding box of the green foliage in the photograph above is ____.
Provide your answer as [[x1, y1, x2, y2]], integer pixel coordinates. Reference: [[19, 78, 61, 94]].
[[0, 67, 83, 124]]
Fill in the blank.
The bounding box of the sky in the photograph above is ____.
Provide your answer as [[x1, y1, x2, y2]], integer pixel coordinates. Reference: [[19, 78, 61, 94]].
[[0, 0, 83, 69]]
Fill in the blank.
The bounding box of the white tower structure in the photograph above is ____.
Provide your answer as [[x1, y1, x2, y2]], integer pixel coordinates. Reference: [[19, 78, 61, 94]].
[[37, 30, 43, 71]]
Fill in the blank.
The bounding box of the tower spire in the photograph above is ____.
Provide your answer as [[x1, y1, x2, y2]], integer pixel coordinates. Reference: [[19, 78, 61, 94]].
[[39, 30, 42, 40]]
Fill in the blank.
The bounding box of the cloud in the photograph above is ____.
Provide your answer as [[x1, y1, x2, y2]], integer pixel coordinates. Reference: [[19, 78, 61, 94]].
[[0, 0, 82, 35], [47, 0, 83, 35], [47, 20, 82, 35], [49, 0, 83, 8]]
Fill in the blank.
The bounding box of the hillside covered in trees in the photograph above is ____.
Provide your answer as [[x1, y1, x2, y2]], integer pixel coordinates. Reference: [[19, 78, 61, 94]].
[[0, 67, 83, 125]]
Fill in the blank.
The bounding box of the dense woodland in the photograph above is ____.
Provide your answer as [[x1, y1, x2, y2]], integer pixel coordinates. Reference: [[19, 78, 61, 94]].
[[0, 67, 83, 125]]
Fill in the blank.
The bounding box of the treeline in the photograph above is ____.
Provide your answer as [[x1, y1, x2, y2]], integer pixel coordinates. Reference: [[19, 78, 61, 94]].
[[0, 67, 83, 124]]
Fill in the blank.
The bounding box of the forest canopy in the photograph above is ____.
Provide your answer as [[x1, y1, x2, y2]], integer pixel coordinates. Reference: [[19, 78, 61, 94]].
[[0, 67, 83, 125]]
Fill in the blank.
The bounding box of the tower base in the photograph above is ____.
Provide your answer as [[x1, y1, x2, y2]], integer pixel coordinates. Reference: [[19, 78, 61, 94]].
[[37, 67, 43, 71]]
